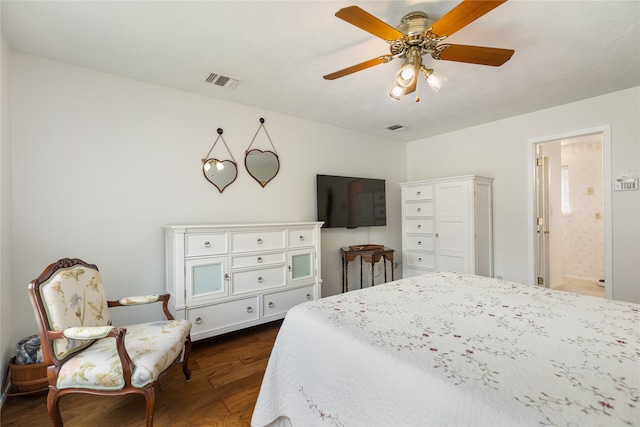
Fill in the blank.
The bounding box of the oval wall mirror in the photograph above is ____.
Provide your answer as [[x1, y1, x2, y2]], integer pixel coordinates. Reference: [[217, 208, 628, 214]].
[[202, 159, 238, 193], [245, 149, 280, 187]]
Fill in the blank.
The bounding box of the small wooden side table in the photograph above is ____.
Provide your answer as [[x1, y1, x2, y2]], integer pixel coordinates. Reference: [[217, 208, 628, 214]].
[[340, 246, 395, 293]]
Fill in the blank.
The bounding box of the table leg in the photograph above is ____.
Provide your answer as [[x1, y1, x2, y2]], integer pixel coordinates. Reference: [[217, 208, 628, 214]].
[[383, 257, 388, 283], [371, 260, 375, 287], [344, 256, 349, 293]]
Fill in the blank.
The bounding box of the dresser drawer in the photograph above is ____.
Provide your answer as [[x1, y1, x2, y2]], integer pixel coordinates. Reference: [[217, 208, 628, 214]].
[[231, 265, 286, 295], [231, 251, 285, 269], [287, 228, 316, 248], [262, 286, 314, 318], [406, 251, 435, 269], [187, 296, 259, 336], [406, 235, 434, 251], [185, 233, 228, 257], [405, 218, 434, 234], [404, 184, 433, 201], [405, 201, 433, 217], [231, 230, 285, 253]]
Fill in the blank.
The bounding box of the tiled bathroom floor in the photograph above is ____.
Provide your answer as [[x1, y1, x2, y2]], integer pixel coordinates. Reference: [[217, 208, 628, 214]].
[[551, 277, 605, 298]]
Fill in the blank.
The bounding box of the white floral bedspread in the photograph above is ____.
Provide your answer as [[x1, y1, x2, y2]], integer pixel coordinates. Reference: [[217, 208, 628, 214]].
[[252, 272, 639, 427]]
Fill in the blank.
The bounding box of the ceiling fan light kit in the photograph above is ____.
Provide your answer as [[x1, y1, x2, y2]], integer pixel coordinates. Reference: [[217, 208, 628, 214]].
[[324, 1, 514, 102]]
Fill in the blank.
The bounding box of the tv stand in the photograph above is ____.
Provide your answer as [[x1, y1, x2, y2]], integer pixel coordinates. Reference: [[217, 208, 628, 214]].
[[340, 246, 394, 292]]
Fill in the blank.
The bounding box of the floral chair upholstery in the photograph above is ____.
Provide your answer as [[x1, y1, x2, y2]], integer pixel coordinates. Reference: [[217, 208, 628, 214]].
[[28, 258, 192, 427]]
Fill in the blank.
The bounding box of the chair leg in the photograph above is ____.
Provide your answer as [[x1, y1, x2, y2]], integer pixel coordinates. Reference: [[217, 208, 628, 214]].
[[143, 386, 156, 427], [47, 389, 64, 427], [182, 336, 192, 382]]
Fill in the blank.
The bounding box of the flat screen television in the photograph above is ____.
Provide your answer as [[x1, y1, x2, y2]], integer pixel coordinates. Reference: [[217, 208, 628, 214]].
[[316, 174, 386, 229]]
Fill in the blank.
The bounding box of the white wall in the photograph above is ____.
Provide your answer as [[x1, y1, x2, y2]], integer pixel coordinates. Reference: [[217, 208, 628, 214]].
[[407, 87, 640, 303], [8, 52, 406, 347], [0, 26, 14, 400]]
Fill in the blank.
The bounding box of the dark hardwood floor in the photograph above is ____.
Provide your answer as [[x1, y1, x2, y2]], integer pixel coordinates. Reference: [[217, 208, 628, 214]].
[[1, 320, 281, 427]]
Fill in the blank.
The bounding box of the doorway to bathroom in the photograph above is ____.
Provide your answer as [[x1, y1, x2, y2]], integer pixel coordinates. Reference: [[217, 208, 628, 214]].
[[527, 126, 612, 299]]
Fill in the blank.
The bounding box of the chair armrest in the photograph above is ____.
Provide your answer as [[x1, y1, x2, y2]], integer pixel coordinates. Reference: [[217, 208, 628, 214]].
[[63, 326, 115, 340], [108, 293, 175, 321]]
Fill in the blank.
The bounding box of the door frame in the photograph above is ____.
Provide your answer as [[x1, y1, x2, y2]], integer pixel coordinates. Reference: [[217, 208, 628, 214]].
[[526, 125, 612, 298]]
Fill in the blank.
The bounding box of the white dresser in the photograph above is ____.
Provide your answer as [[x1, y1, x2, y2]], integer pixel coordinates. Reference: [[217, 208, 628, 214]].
[[164, 222, 322, 341], [400, 176, 493, 279]]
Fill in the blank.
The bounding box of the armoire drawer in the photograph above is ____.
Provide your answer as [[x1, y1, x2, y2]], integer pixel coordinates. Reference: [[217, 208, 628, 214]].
[[405, 201, 434, 217], [287, 228, 316, 248], [231, 251, 285, 269], [231, 230, 285, 253], [187, 296, 259, 335], [231, 265, 286, 295], [405, 218, 434, 234], [406, 235, 434, 251], [404, 184, 433, 201], [406, 252, 435, 269], [185, 232, 228, 257], [262, 286, 314, 318]]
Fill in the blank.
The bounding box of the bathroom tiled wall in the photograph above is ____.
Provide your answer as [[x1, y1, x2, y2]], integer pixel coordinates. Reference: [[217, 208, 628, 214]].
[[561, 141, 605, 281]]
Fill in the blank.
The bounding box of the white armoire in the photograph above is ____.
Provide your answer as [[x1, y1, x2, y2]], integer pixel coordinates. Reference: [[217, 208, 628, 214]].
[[399, 176, 493, 279]]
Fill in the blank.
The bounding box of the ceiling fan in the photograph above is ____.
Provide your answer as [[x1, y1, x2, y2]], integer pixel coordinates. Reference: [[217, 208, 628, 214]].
[[323, 0, 515, 101]]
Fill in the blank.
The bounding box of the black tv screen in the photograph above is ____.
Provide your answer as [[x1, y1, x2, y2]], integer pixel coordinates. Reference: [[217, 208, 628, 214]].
[[316, 174, 386, 228]]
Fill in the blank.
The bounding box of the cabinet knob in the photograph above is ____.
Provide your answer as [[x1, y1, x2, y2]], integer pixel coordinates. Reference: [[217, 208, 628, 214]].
[[417, 224, 422, 229], [299, 235, 305, 241], [224, 273, 229, 280], [257, 276, 264, 283], [288, 265, 292, 271], [306, 294, 312, 300], [204, 241, 211, 248], [416, 191, 421, 196], [257, 256, 263, 263], [435, 233, 439, 238], [268, 302, 274, 308], [257, 238, 263, 244], [194, 317, 203, 324], [417, 208, 421, 213], [247, 306, 253, 313], [418, 258, 422, 263], [417, 241, 422, 246]]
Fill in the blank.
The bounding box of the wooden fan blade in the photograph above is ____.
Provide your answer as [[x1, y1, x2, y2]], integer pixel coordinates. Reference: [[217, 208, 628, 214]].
[[434, 44, 514, 66], [323, 55, 394, 80], [335, 6, 404, 41], [431, 0, 508, 37]]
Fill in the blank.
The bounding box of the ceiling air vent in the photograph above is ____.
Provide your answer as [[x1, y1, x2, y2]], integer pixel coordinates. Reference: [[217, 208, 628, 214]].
[[386, 124, 406, 131], [205, 73, 242, 89]]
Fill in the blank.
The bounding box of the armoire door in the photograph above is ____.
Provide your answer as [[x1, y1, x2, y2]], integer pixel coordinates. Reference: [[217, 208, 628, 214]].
[[434, 181, 470, 273]]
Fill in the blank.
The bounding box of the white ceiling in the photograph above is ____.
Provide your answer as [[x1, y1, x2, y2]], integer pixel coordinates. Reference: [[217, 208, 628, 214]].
[[2, 1, 639, 142]]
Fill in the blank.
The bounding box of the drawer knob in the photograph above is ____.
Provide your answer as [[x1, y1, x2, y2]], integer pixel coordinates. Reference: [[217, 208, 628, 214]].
[[194, 317, 203, 325], [418, 241, 422, 246], [299, 235, 305, 241], [204, 241, 211, 248], [306, 293, 312, 300], [417, 208, 421, 213], [418, 258, 422, 263], [257, 238, 263, 244], [257, 276, 264, 283], [417, 224, 422, 229], [268, 302, 274, 308], [257, 256, 263, 263], [247, 306, 253, 313], [416, 191, 421, 196]]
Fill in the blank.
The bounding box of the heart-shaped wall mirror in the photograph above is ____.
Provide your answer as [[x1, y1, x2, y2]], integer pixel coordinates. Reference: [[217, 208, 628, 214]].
[[245, 118, 280, 187], [202, 159, 238, 193], [201, 128, 238, 193], [245, 149, 280, 187]]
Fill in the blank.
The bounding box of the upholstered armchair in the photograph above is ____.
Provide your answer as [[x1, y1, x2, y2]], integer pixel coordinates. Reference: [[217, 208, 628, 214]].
[[28, 258, 192, 427]]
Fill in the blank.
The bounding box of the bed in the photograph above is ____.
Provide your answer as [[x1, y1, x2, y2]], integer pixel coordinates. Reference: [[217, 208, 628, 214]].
[[251, 272, 639, 427]]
